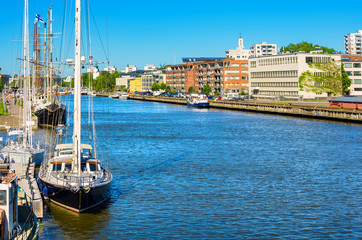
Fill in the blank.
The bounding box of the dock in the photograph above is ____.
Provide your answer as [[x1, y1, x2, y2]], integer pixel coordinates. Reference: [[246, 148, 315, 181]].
[[11, 162, 43, 219], [128, 95, 362, 124]]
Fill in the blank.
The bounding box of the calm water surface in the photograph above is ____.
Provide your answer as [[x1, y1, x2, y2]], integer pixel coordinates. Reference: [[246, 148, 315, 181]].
[[18, 96, 362, 239]]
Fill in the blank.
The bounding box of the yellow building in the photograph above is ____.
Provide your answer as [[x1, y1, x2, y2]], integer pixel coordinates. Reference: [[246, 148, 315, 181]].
[[129, 77, 142, 92]]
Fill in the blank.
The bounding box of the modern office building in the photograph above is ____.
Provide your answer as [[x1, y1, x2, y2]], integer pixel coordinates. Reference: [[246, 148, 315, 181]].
[[344, 30, 362, 55], [166, 58, 248, 94], [249, 52, 341, 99], [226, 37, 250, 60], [250, 42, 277, 57], [341, 54, 362, 96]]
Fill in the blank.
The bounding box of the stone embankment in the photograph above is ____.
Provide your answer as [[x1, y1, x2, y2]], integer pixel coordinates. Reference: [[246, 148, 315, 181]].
[[128, 95, 362, 124]]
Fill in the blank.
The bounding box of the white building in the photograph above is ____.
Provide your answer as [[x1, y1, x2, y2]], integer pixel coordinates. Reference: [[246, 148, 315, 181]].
[[342, 55, 362, 96], [64, 76, 73, 83], [104, 66, 116, 73], [226, 37, 250, 60], [250, 42, 277, 57], [345, 30, 362, 55], [87, 66, 100, 79], [121, 64, 137, 73], [249, 53, 341, 100], [116, 75, 134, 88], [144, 64, 157, 71]]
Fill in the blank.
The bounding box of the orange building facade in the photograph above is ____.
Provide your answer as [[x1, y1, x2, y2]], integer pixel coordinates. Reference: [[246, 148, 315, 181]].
[[166, 59, 248, 94]]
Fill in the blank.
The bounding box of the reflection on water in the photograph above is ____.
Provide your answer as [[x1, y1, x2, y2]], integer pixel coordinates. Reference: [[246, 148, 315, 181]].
[[12, 96, 362, 239]]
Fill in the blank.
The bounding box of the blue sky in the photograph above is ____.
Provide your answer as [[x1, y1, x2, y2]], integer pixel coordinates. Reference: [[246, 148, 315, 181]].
[[0, 0, 361, 77]]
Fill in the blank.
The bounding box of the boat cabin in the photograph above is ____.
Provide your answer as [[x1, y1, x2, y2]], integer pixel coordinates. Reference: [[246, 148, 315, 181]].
[[0, 172, 18, 239], [50, 144, 101, 174]]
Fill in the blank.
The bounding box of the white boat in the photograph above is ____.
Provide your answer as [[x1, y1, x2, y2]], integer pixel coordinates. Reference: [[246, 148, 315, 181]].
[[0, 172, 39, 240], [119, 93, 129, 100], [109, 94, 119, 99], [1, 128, 44, 167], [187, 94, 210, 108], [38, 0, 112, 213]]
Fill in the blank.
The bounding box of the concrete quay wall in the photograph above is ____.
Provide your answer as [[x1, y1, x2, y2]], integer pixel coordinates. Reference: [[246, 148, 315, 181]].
[[128, 95, 362, 124]]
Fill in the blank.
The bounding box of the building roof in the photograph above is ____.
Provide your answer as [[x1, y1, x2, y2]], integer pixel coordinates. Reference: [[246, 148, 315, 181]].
[[329, 95, 362, 103], [341, 54, 362, 61], [182, 57, 226, 63]]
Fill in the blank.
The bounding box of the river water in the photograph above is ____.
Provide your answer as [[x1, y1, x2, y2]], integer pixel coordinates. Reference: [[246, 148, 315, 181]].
[[10, 96, 362, 239]]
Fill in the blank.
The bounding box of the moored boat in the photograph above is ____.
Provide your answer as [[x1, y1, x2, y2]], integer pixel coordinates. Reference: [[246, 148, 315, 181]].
[[119, 93, 128, 100], [38, 144, 112, 212], [37, 0, 112, 213], [187, 94, 210, 108], [0, 172, 39, 240]]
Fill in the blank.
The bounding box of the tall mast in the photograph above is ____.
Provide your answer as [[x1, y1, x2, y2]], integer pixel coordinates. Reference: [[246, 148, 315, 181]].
[[23, 0, 30, 147], [43, 20, 47, 98], [73, 0, 82, 174], [49, 5, 53, 102]]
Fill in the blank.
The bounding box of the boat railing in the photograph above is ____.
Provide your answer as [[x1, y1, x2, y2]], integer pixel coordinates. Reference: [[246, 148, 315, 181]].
[[10, 206, 38, 240]]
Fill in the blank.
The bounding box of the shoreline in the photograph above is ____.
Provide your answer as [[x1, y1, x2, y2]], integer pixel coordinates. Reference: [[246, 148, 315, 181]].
[[127, 95, 362, 124]]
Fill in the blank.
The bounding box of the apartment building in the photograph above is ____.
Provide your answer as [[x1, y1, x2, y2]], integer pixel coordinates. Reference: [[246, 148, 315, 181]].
[[344, 30, 362, 55], [250, 42, 277, 57], [226, 37, 250, 60], [166, 58, 248, 94], [342, 54, 362, 96], [249, 53, 341, 100], [129, 76, 142, 92]]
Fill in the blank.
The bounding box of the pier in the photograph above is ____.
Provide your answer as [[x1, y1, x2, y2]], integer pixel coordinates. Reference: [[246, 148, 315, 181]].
[[128, 95, 362, 123], [12, 162, 43, 219]]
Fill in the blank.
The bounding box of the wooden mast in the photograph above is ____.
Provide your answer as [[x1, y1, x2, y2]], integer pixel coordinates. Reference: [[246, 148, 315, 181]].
[[73, 0, 82, 174]]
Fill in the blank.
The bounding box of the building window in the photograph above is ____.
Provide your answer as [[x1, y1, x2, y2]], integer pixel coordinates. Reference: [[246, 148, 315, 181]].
[[346, 71, 352, 76], [354, 88, 362, 91], [355, 79, 361, 84], [354, 71, 361, 76], [344, 63, 352, 68], [353, 63, 361, 68], [0, 190, 6, 205]]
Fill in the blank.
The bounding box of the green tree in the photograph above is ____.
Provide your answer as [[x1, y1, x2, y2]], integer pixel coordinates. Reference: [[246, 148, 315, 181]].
[[151, 82, 160, 91], [165, 85, 171, 92], [299, 59, 347, 96], [280, 41, 335, 54], [202, 84, 212, 95], [160, 82, 166, 90], [0, 80, 4, 92], [81, 72, 93, 88], [188, 86, 194, 93], [341, 64, 351, 95]]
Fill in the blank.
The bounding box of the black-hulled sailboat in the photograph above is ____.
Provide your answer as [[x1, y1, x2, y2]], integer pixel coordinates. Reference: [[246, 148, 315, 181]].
[[32, 6, 66, 128], [38, 0, 112, 212]]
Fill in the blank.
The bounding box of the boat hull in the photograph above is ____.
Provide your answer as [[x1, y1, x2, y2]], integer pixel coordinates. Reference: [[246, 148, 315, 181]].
[[35, 103, 66, 127], [39, 179, 112, 213], [187, 102, 210, 108]]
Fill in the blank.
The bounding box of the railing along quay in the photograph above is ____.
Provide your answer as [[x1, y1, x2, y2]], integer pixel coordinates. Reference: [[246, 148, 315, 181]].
[[128, 95, 362, 124]]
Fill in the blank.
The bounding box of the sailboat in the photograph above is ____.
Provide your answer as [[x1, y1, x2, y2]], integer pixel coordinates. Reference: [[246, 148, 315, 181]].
[[32, 6, 67, 128], [38, 0, 112, 212], [1, 0, 45, 170]]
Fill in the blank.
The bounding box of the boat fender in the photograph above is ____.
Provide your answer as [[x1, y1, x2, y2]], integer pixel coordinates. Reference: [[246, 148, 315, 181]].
[[43, 187, 48, 198], [38, 183, 43, 192], [48, 186, 54, 196]]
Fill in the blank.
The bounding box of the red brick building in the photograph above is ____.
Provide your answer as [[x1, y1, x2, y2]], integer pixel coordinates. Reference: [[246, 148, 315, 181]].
[[166, 58, 248, 94]]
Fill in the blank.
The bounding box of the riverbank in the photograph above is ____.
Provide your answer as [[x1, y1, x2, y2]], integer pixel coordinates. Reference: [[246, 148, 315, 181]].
[[0, 98, 38, 130], [128, 95, 362, 124]]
